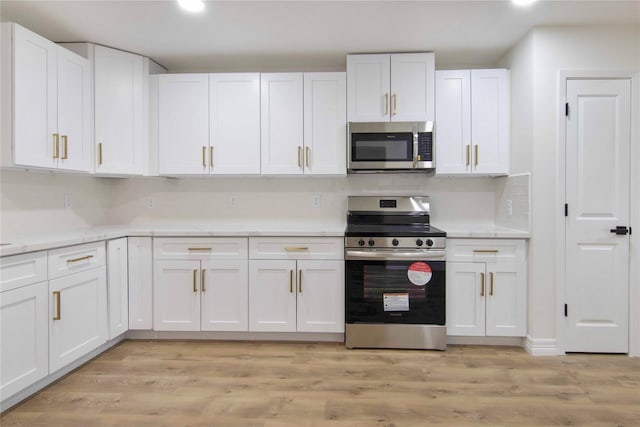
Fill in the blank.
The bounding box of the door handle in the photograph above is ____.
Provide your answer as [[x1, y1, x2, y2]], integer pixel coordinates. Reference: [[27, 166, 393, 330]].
[[610, 226, 630, 235]]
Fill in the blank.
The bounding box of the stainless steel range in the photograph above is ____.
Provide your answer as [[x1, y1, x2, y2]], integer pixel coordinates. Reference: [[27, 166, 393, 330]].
[[344, 196, 447, 350]]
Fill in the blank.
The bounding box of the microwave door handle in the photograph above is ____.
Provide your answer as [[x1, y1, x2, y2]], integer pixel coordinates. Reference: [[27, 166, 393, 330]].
[[413, 133, 418, 168]]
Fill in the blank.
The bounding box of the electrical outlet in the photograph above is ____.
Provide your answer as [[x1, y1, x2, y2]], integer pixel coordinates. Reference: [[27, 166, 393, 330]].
[[506, 199, 513, 216], [147, 196, 156, 209], [312, 194, 321, 208], [230, 195, 238, 208], [64, 193, 73, 209]]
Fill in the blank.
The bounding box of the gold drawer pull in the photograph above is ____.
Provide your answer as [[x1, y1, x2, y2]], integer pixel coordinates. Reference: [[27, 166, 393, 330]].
[[193, 269, 197, 292], [392, 93, 397, 115], [201, 269, 206, 292], [298, 270, 302, 293], [305, 146, 310, 168], [297, 146, 302, 168], [466, 144, 470, 166], [480, 272, 485, 296], [473, 249, 499, 254], [289, 270, 294, 293], [210, 146, 214, 168], [188, 247, 212, 252], [53, 291, 61, 320], [61, 135, 68, 160], [384, 93, 389, 115], [490, 272, 494, 296], [284, 247, 308, 252], [202, 146, 206, 167], [475, 144, 479, 166], [66, 255, 94, 264], [53, 133, 60, 159], [98, 142, 103, 165]]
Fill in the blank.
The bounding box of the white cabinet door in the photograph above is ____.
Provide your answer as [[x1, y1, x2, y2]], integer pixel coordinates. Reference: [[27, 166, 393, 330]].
[[49, 267, 108, 372], [390, 53, 434, 122], [94, 45, 144, 175], [485, 262, 527, 337], [260, 73, 304, 175], [346, 54, 390, 122], [435, 70, 471, 175], [0, 281, 49, 401], [56, 46, 91, 172], [471, 69, 509, 175], [11, 23, 58, 169], [153, 260, 201, 331], [158, 74, 209, 175], [296, 260, 344, 333], [446, 262, 485, 336], [249, 260, 297, 332], [106, 238, 128, 339], [201, 259, 248, 332], [128, 237, 153, 330], [209, 73, 261, 175], [303, 72, 346, 175]]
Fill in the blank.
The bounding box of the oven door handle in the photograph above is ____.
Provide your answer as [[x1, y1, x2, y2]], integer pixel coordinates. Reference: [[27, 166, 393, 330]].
[[345, 249, 446, 261]]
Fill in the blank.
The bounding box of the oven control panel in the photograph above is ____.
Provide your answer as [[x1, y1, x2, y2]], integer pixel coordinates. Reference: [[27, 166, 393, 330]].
[[346, 237, 446, 250]]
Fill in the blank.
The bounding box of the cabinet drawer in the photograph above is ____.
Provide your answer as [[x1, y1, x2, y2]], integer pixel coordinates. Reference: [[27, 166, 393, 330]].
[[0, 251, 48, 293], [249, 237, 343, 260], [447, 239, 526, 263], [48, 242, 106, 279], [153, 238, 248, 260]]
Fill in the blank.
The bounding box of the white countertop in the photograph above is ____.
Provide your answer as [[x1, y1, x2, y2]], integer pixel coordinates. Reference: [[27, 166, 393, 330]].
[[0, 223, 530, 258]]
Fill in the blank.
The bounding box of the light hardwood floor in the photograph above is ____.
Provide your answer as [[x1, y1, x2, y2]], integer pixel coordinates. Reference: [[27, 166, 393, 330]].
[[2, 340, 639, 426]]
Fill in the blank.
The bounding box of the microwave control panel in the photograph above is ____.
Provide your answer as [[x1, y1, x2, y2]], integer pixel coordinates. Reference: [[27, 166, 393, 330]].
[[417, 132, 433, 161]]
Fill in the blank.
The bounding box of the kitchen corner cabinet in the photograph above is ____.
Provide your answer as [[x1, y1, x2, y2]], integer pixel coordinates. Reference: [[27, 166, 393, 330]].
[[128, 237, 153, 330], [435, 69, 510, 176], [1, 23, 91, 172], [248, 238, 344, 333], [0, 252, 49, 402], [347, 53, 435, 123], [106, 238, 128, 339], [153, 238, 249, 331], [446, 239, 527, 337], [48, 242, 108, 372]]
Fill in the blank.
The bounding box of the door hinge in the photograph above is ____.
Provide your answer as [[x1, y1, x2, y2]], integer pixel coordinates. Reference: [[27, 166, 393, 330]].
[[564, 304, 568, 317], [565, 103, 569, 117], [565, 204, 568, 217]]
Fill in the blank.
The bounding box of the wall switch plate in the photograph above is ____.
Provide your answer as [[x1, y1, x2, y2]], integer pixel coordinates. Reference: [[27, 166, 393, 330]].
[[147, 196, 156, 209], [230, 195, 238, 208], [64, 193, 73, 209], [312, 194, 321, 208]]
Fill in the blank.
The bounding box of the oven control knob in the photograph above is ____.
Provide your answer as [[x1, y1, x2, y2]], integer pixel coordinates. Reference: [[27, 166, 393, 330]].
[[368, 239, 375, 247], [426, 239, 434, 247], [416, 239, 424, 247], [358, 239, 365, 247], [392, 239, 399, 246]]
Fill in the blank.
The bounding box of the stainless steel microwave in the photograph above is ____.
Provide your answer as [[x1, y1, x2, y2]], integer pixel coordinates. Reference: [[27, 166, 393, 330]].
[[347, 121, 434, 173]]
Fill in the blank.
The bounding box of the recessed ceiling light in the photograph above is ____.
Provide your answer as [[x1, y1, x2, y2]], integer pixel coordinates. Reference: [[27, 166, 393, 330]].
[[512, 0, 538, 6], [178, 0, 205, 13]]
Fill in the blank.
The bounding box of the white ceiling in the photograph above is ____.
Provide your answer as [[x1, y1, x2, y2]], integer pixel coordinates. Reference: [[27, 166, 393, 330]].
[[1, 0, 639, 72]]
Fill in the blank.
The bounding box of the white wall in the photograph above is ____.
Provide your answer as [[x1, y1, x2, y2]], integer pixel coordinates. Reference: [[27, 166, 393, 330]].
[[500, 24, 640, 352]]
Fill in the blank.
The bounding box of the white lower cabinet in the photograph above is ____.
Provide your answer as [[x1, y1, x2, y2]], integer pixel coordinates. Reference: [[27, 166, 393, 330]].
[[446, 239, 527, 337], [128, 237, 153, 330], [248, 238, 344, 333], [0, 280, 49, 402], [49, 266, 108, 372], [107, 238, 128, 339], [152, 238, 249, 332]]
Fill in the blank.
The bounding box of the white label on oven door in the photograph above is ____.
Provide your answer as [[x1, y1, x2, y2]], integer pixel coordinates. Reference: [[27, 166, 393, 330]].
[[383, 292, 409, 312], [407, 262, 432, 286]]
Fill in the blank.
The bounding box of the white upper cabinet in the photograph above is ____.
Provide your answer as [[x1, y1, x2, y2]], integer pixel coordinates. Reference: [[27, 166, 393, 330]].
[[209, 73, 261, 175], [303, 72, 346, 175], [94, 45, 145, 175], [347, 53, 434, 123], [435, 69, 509, 176], [158, 73, 209, 175], [260, 73, 304, 175], [1, 23, 91, 172]]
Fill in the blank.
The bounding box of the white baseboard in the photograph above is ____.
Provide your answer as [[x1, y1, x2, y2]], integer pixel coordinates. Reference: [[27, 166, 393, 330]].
[[126, 330, 345, 343], [525, 336, 560, 356], [447, 336, 524, 347]]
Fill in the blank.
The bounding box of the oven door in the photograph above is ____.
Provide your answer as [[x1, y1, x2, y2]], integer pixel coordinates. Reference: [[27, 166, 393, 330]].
[[345, 249, 445, 325], [348, 132, 416, 170]]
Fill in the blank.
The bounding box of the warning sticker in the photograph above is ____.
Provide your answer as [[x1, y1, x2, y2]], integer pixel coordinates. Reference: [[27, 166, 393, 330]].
[[407, 262, 432, 286], [383, 293, 409, 311]]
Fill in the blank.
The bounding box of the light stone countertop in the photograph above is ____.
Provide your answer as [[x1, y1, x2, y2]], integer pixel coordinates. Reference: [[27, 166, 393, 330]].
[[0, 223, 530, 258]]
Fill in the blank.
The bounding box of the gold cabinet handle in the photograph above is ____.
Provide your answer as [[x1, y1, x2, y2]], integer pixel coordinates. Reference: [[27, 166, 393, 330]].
[[53, 133, 60, 159], [480, 272, 485, 296], [289, 270, 294, 293], [61, 135, 68, 160], [466, 145, 470, 166], [298, 269, 302, 293], [475, 144, 479, 166], [66, 255, 94, 264], [202, 146, 206, 167], [210, 146, 214, 168], [284, 247, 308, 252], [98, 143, 103, 165], [193, 269, 198, 292], [297, 146, 302, 168], [188, 247, 212, 252], [490, 272, 494, 296], [201, 269, 206, 292], [473, 249, 499, 254], [305, 146, 310, 168], [52, 291, 61, 320], [392, 93, 397, 115]]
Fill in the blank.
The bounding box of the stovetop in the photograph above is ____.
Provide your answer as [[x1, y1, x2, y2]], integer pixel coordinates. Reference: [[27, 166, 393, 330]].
[[344, 224, 446, 238]]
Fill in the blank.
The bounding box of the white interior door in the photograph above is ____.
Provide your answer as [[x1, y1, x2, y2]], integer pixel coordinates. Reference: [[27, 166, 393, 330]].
[[565, 78, 631, 353]]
